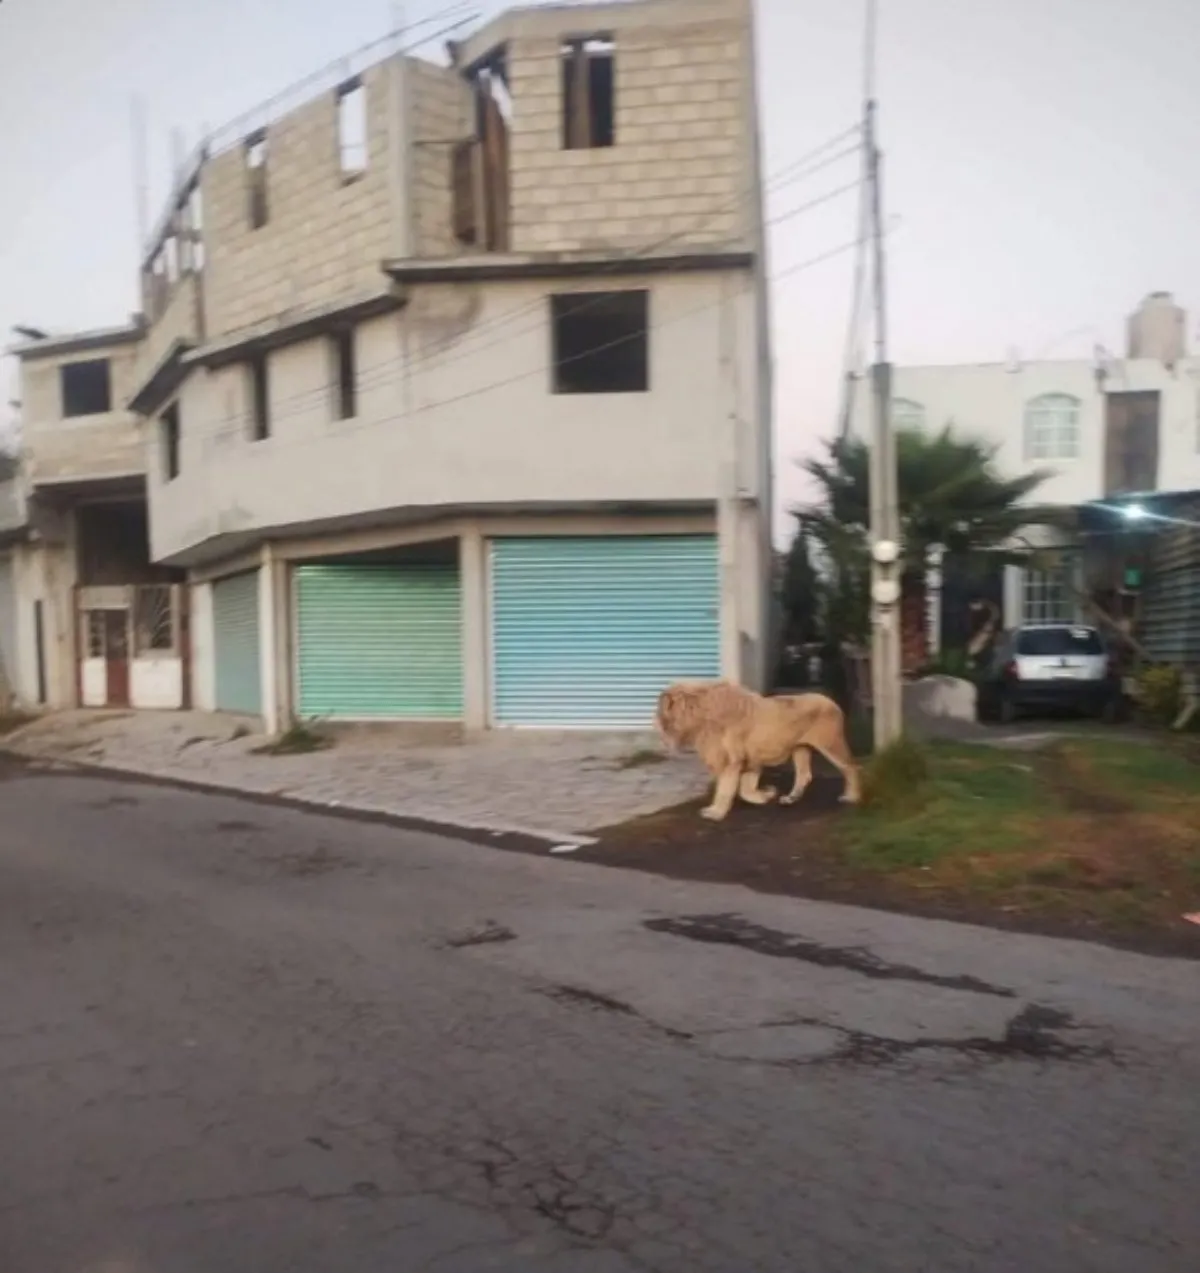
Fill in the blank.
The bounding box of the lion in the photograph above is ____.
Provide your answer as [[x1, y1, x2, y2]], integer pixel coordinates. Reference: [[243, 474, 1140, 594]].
[[655, 679, 862, 821]]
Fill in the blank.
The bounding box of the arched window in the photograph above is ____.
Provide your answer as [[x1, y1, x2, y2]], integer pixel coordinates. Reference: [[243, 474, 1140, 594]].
[[891, 397, 925, 431], [1024, 393, 1080, 460]]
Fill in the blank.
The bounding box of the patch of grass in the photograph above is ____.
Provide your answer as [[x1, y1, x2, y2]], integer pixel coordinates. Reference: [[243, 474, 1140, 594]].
[[251, 719, 333, 757], [832, 735, 1200, 926], [1059, 738, 1200, 797], [614, 747, 667, 771]]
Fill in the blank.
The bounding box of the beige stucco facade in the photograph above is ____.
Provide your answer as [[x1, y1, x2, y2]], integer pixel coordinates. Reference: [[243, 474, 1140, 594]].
[[148, 269, 763, 562], [17, 329, 145, 487]]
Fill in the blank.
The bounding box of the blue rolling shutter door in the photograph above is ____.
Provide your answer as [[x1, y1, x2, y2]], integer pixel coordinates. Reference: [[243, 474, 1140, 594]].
[[213, 570, 262, 716], [490, 535, 720, 728], [295, 564, 463, 720]]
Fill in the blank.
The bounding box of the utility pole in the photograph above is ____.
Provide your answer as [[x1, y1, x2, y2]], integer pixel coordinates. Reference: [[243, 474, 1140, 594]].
[[865, 96, 903, 747]]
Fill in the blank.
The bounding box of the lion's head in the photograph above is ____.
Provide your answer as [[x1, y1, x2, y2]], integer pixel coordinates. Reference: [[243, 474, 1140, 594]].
[[655, 679, 736, 750]]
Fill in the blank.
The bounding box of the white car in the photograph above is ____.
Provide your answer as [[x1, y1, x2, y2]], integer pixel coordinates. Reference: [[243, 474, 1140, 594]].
[[978, 624, 1123, 724]]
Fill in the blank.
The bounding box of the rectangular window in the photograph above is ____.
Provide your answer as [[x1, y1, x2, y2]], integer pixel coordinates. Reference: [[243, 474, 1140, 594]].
[[1021, 567, 1078, 626], [1015, 625, 1103, 657], [451, 139, 478, 245], [161, 402, 181, 481], [561, 36, 615, 149], [60, 358, 112, 417], [245, 131, 268, 229], [248, 356, 270, 440], [551, 290, 648, 394], [336, 79, 368, 176], [332, 329, 356, 420]]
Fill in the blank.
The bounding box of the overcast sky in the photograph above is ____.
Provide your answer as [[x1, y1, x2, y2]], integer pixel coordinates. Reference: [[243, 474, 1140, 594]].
[[2, 0, 1198, 540]]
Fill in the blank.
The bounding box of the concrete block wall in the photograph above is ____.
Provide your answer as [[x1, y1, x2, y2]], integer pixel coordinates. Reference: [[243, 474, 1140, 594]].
[[201, 58, 400, 339], [503, 11, 753, 254], [408, 58, 473, 257], [20, 344, 145, 482], [132, 274, 202, 395]]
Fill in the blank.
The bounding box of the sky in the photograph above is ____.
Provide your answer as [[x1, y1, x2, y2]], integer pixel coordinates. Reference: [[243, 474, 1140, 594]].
[[2, 0, 1199, 543]]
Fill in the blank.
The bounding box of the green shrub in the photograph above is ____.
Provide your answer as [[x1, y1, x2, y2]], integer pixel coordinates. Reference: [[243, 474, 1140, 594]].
[[1136, 664, 1183, 728], [861, 735, 931, 812]]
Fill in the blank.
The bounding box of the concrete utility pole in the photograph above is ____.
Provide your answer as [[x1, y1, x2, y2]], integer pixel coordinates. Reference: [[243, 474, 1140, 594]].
[[865, 97, 903, 747]]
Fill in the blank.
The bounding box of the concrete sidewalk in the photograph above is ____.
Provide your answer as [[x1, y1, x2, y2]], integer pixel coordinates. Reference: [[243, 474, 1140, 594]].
[[2, 710, 709, 842]]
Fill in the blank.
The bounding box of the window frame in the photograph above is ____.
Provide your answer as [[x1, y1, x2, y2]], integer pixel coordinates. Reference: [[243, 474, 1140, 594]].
[[1024, 393, 1081, 461], [335, 78, 368, 179], [248, 355, 270, 441], [160, 401, 181, 482], [549, 288, 649, 396], [331, 328, 357, 421], [245, 130, 269, 230], [59, 358, 113, 418]]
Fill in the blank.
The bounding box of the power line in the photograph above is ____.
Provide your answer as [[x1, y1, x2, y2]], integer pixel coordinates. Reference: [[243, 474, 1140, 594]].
[[170, 126, 864, 437], [175, 216, 900, 466]]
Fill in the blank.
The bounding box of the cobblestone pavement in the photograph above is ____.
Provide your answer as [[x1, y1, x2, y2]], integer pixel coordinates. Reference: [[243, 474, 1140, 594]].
[[3, 763, 1200, 1270], [2, 710, 708, 836]]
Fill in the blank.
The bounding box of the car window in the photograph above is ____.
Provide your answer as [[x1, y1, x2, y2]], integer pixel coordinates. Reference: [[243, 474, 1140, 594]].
[[1015, 627, 1103, 657]]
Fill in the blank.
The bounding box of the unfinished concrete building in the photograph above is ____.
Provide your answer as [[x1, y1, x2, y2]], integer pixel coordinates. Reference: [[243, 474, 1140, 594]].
[[2, 327, 187, 711], [123, 0, 771, 731]]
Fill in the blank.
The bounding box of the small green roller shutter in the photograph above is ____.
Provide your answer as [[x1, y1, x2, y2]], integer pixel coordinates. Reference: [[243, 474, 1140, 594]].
[[213, 570, 262, 716], [295, 563, 463, 720], [489, 535, 720, 728], [0, 553, 16, 699]]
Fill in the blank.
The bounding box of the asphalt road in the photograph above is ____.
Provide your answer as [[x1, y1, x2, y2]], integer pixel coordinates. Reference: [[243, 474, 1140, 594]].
[[2, 757, 1199, 1273]]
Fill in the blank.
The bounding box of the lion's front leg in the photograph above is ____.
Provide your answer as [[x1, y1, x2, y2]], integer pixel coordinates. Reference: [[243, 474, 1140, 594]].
[[700, 765, 741, 821], [738, 768, 777, 805]]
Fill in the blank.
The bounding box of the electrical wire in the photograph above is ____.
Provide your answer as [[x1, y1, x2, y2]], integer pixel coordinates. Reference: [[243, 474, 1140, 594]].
[[171, 128, 865, 440], [174, 215, 901, 469]]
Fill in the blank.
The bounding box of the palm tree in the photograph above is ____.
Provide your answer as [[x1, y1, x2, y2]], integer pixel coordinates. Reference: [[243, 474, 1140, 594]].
[[794, 425, 1054, 650]]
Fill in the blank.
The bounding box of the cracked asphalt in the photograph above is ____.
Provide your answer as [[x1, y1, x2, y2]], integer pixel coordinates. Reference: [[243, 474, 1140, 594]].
[[3, 759, 1200, 1272]]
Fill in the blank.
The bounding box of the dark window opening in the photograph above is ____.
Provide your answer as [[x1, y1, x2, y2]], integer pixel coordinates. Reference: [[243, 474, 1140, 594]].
[[60, 358, 112, 417], [161, 402, 181, 481], [551, 290, 648, 395], [248, 356, 270, 440], [451, 139, 478, 246], [336, 79, 368, 176], [332, 329, 356, 420], [245, 131, 269, 229], [561, 36, 615, 149], [458, 47, 510, 251]]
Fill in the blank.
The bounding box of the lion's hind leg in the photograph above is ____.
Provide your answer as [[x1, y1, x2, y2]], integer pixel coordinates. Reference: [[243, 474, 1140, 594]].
[[812, 733, 862, 805]]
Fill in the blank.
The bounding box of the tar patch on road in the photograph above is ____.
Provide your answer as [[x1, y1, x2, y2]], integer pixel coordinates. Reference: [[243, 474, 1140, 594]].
[[815, 1003, 1114, 1068], [645, 913, 1016, 998]]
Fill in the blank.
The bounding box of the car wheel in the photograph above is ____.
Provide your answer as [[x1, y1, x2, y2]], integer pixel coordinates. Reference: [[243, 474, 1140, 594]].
[[1100, 695, 1121, 725], [998, 694, 1017, 725]]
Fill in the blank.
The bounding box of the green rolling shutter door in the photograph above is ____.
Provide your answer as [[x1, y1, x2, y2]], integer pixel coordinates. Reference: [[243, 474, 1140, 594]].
[[489, 535, 721, 728], [295, 563, 463, 720], [0, 553, 16, 699], [213, 570, 263, 716]]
